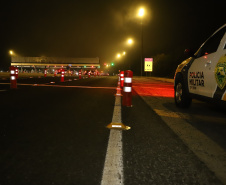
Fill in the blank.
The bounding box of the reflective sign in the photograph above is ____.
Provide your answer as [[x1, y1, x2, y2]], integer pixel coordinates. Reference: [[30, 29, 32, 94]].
[[144, 58, 153, 72]]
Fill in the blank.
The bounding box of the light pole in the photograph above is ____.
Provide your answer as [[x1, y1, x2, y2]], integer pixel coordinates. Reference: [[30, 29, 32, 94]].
[[124, 38, 133, 70], [116, 53, 122, 71], [9, 50, 14, 68], [138, 8, 145, 76], [114, 39, 133, 71], [122, 51, 126, 70], [9, 50, 22, 72]]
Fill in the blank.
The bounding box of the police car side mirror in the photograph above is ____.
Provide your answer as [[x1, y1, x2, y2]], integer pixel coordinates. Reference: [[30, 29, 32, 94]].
[[184, 49, 195, 57]]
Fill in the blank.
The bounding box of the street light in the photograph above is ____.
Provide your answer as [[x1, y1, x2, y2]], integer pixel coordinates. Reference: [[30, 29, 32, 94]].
[[138, 8, 144, 17], [127, 38, 133, 45], [138, 7, 145, 76], [9, 50, 14, 55]]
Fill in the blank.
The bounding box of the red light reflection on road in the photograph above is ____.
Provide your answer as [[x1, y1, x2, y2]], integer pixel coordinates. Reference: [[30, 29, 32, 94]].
[[133, 80, 174, 98]]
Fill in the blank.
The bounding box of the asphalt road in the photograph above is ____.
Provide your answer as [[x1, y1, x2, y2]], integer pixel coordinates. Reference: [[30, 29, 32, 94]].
[[123, 90, 222, 185], [0, 75, 226, 185], [0, 76, 117, 185]]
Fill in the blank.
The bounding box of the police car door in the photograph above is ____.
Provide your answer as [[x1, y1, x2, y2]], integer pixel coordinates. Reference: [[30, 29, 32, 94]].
[[188, 26, 226, 98]]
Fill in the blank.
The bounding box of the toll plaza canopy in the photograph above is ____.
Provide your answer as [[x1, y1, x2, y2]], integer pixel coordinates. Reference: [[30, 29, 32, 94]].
[[11, 57, 100, 69]]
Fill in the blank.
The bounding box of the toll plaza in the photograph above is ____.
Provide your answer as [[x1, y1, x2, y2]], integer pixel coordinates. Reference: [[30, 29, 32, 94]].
[[10, 56, 100, 75]]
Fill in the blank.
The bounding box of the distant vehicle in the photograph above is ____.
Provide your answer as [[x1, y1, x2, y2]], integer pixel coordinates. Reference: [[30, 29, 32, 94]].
[[56, 68, 66, 74], [174, 24, 226, 108], [83, 70, 91, 75], [83, 70, 97, 75]]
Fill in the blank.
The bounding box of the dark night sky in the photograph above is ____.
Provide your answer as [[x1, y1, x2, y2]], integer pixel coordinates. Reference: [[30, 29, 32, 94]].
[[1, 0, 225, 74]]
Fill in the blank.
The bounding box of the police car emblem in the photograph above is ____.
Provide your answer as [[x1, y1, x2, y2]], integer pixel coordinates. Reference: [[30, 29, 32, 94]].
[[215, 55, 226, 90]]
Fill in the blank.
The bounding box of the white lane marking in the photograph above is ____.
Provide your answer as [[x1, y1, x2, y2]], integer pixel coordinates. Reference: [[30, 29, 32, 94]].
[[101, 95, 124, 185]]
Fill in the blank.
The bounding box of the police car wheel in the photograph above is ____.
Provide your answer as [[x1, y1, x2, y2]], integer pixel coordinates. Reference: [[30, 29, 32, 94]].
[[174, 78, 192, 108]]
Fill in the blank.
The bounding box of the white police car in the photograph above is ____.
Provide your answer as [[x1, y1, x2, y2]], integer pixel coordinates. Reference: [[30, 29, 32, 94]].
[[174, 24, 226, 108]]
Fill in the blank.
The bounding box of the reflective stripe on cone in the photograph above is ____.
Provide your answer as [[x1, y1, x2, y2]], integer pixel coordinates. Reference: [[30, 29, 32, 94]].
[[122, 70, 133, 107]]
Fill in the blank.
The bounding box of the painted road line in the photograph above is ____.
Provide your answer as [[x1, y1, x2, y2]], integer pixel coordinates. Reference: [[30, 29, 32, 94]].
[[101, 95, 124, 185]]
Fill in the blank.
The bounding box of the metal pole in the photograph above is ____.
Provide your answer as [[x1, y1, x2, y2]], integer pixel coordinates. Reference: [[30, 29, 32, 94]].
[[123, 58, 124, 71], [141, 21, 143, 77]]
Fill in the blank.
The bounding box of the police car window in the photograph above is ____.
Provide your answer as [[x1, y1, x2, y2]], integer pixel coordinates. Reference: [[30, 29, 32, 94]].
[[198, 27, 226, 57]]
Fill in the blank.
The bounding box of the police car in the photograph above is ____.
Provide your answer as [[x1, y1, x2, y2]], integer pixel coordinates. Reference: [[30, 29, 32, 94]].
[[174, 24, 226, 108]]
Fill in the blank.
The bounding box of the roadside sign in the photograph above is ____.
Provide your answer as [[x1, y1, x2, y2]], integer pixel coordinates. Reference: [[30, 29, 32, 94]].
[[144, 58, 153, 72]]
